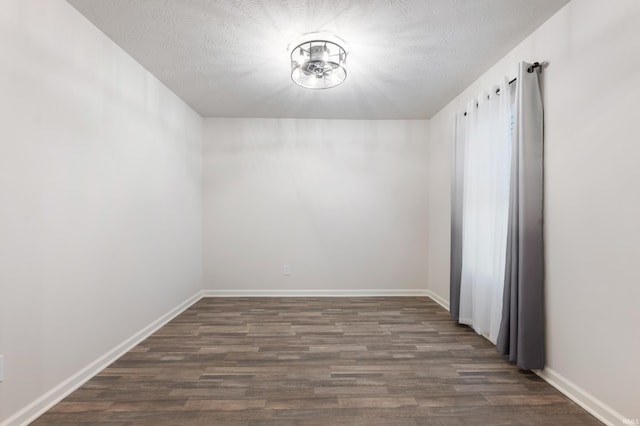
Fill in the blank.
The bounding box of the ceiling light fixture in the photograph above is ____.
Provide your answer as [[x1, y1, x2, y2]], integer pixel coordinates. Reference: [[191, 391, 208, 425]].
[[290, 34, 347, 89]]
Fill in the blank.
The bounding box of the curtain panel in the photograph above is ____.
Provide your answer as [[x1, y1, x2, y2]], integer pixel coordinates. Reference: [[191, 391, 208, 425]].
[[457, 80, 512, 344], [450, 113, 465, 321], [497, 62, 545, 370]]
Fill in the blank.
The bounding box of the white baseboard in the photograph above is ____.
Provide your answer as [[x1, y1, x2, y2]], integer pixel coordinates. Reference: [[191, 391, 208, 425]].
[[202, 289, 451, 310], [201, 289, 430, 297], [534, 367, 626, 426], [1, 291, 203, 426], [425, 289, 450, 311]]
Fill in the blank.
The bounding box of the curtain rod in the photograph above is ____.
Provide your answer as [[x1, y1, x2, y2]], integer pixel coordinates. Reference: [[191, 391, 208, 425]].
[[463, 62, 542, 116], [496, 62, 541, 95]]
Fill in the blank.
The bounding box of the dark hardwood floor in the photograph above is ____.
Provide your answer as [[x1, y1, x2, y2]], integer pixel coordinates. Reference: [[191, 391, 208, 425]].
[[33, 297, 601, 425]]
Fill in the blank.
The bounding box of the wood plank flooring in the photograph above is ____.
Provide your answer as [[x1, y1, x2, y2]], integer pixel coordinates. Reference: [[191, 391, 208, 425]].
[[33, 297, 601, 425]]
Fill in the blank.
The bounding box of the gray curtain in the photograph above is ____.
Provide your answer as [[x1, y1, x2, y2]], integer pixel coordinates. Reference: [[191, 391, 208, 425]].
[[497, 62, 545, 370], [449, 113, 465, 321]]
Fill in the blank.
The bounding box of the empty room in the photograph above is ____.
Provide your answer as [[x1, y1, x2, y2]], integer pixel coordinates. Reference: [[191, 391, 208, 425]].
[[1, 0, 638, 425]]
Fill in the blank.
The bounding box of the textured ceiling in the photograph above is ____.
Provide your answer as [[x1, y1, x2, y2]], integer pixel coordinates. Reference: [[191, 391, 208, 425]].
[[66, 0, 569, 119]]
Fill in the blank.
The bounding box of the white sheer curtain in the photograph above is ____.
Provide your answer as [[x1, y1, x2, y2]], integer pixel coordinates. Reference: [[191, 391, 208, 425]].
[[458, 78, 513, 343]]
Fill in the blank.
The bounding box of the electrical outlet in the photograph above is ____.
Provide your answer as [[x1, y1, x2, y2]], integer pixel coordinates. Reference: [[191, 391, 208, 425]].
[[283, 264, 291, 276], [0, 354, 4, 382]]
